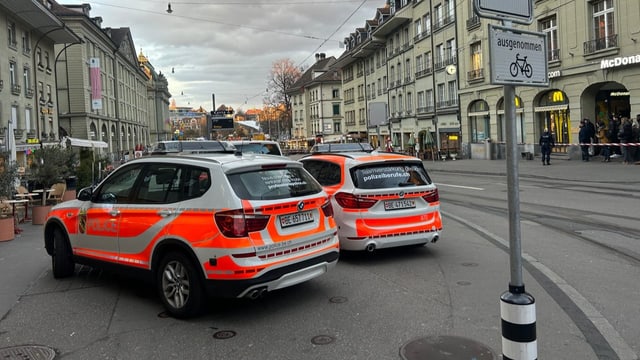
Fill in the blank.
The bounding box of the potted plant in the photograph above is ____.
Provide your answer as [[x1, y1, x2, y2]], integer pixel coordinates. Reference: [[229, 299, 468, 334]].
[[28, 145, 75, 224], [0, 151, 19, 241]]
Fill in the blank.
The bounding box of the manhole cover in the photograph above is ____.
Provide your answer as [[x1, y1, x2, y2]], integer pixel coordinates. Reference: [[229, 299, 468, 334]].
[[213, 330, 236, 340], [0, 345, 56, 360], [400, 335, 496, 360], [311, 335, 335, 345], [329, 296, 348, 304]]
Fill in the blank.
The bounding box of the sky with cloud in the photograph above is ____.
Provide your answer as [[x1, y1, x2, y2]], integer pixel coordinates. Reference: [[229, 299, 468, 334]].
[[88, 0, 383, 112]]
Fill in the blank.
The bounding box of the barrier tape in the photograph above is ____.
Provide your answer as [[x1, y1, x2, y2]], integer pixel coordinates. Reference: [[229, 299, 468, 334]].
[[576, 143, 640, 147]]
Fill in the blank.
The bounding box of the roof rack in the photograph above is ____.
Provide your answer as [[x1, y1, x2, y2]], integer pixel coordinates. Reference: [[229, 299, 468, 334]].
[[150, 140, 236, 155], [310, 142, 374, 154]]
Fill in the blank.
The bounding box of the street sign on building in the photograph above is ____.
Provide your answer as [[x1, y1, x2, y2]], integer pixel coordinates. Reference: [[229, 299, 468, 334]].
[[474, 0, 533, 24], [488, 25, 549, 87]]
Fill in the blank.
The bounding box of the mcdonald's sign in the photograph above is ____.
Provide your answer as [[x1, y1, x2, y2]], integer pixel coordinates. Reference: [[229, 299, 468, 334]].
[[551, 91, 564, 103]]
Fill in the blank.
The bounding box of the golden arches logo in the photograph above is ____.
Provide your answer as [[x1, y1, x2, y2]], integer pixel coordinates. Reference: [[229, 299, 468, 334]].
[[551, 91, 564, 102]]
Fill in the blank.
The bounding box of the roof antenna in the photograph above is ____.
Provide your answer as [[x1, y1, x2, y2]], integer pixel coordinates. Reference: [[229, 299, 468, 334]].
[[166, 2, 173, 13]]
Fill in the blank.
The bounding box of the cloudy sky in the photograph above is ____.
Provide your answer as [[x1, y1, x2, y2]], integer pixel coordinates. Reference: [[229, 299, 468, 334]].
[[88, 0, 383, 112]]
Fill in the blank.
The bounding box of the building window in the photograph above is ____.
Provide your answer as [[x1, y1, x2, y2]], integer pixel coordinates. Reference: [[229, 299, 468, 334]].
[[9, 61, 17, 87], [7, 21, 17, 48], [469, 100, 490, 143], [436, 83, 445, 107], [468, 42, 483, 81], [447, 80, 457, 106], [332, 88, 339, 99], [415, 19, 422, 37], [22, 31, 31, 54], [23, 67, 32, 97], [586, 0, 616, 53], [333, 104, 340, 116], [540, 16, 559, 61]]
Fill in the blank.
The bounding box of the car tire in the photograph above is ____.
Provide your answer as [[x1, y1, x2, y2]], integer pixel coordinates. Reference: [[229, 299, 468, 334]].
[[52, 228, 75, 278], [156, 252, 206, 318]]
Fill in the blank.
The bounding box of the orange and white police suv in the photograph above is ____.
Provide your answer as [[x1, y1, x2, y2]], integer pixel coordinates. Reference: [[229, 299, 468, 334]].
[[44, 151, 339, 318], [300, 144, 442, 252]]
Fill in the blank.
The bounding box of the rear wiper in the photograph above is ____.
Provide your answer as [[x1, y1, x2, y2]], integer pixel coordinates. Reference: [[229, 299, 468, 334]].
[[398, 182, 416, 187]]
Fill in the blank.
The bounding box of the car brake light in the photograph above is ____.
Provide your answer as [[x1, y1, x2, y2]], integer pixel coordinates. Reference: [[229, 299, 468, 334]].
[[321, 199, 334, 217], [334, 192, 377, 209], [215, 209, 270, 238], [422, 189, 439, 203]]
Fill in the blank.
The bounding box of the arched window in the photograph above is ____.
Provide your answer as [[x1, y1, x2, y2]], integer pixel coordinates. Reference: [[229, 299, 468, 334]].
[[468, 100, 490, 143]]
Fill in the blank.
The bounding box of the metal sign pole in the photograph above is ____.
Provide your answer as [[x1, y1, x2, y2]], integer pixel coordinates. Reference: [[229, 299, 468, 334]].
[[499, 20, 537, 360]]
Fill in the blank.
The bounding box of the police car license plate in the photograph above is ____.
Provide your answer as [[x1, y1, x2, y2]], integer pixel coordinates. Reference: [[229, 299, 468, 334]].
[[384, 199, 416, 211], [280, 211, 314, 228]]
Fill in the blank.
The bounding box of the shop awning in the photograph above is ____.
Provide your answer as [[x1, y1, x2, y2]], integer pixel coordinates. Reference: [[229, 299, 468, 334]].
[[64, 137, 108, 148]]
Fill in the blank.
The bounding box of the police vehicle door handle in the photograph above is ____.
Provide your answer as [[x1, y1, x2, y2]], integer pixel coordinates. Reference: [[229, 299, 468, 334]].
[[158, 209, 174, 217]]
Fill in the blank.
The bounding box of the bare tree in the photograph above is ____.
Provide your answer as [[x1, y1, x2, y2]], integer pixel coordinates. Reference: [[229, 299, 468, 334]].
[[265, 58, 301, 140]]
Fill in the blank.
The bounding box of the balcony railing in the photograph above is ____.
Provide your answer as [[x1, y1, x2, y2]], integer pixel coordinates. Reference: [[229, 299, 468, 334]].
[[11, 84, 21, 95], [436, 99, 458, 109], [466, 16, 481, 30], [467, 68, 484, 81], [583, 34, 617, 54]]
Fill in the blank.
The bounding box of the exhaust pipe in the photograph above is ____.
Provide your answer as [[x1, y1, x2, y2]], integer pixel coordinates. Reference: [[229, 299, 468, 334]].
[[245, 287, 267, 300], [431, 235, 439, 243], [365, 243, 376, 253]]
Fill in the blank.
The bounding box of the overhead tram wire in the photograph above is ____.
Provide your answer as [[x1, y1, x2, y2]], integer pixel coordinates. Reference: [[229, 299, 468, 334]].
[[296, 0, 369, 67], [91, 1, 335, 42]]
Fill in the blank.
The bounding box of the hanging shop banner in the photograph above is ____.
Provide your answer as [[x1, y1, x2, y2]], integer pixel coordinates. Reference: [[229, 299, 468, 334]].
[[90, 58, 103, 110]]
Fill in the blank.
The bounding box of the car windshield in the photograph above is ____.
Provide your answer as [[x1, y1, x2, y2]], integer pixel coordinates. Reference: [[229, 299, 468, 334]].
[[351, 163, 432, 189], [227, 167, 322, 200]]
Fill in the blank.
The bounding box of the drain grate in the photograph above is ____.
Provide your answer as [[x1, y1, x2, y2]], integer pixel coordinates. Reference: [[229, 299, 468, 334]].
[[0, 345, 56, 360], [212, 330, 236, 340], [311, 335, 335, 345], [400, 335, 495, 360]]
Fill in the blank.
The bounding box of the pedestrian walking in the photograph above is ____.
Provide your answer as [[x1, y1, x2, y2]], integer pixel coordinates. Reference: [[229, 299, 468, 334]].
[[539, 128, 553, 165]]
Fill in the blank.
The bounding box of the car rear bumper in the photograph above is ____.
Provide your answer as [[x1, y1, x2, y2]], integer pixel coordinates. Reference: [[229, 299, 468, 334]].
[[340, 230, 441, 251], [204, 251, 339, 298]]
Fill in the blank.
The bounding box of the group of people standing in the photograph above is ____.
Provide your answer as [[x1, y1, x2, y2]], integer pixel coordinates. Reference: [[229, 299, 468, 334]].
[[582, 115, 640, 164]]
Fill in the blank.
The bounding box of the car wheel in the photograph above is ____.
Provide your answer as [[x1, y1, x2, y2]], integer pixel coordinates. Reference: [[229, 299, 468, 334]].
[[156, 252, 206, 318], [52, 228, 75, 278]]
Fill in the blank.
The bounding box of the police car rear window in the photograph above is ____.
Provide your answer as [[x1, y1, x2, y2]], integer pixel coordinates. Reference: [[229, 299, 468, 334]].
[[228, 167, 322, 200], [352, 163, 432, 189]]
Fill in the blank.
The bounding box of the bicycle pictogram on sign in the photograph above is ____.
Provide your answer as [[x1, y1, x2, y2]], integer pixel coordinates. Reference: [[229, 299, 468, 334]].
[[509, 53, 533, 78]]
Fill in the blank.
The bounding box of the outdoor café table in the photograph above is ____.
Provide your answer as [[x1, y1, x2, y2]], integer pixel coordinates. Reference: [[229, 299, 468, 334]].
[[1, 199, 29, 234], [32, 188, 54, 202], [14, 192, 38, 221]]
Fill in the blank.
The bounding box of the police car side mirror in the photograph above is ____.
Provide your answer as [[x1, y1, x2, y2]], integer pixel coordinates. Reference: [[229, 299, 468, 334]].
[[77, 187, 93, 201]]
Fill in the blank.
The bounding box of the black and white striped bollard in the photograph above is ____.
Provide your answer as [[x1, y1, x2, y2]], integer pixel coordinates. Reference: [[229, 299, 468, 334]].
[[501, 284, 536, 360]]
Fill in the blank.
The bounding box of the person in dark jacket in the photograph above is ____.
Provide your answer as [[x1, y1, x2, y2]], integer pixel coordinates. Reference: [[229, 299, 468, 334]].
[[619, 117, 633, 164], [578, 119, 593, 161], [539, 128, 553, 165]]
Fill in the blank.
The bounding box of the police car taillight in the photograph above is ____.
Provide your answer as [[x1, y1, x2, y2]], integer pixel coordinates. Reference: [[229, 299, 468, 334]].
[[215, 209, 270, 237], [422, 189, 439, 203], [334, 192, 377, 209]]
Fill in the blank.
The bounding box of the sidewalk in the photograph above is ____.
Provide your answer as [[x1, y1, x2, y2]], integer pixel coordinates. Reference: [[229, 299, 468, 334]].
[[423, 153, 638, 183]]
